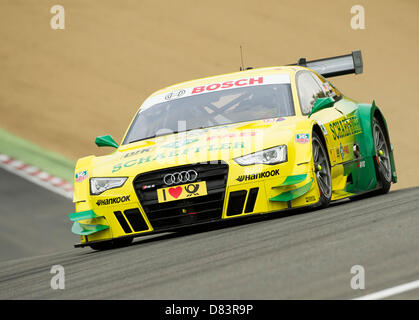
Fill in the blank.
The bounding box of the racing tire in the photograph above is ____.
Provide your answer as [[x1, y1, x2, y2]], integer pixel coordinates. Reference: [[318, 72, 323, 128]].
[[89, 241, 114, 251], [312, 132, 332, 208], [113, 237, 134, 248], [372, 117, 392, 194], [89, 237, 133, 251]]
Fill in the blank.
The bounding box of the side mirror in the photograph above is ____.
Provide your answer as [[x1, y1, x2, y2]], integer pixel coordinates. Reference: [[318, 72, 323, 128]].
[[309, 97, 335, 117], [95, 135, 119, 148]]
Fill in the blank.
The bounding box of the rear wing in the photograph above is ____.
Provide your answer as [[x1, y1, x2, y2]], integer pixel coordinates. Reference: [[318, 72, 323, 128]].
[[289, 50, 363, 78]]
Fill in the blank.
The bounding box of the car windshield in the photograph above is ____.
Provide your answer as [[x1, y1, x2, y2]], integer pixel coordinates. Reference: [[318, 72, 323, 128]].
[[123, 83, 295, 144]]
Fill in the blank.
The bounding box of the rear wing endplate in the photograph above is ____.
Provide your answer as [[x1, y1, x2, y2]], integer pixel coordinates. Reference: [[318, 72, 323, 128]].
[[289, 50, 363, 78]]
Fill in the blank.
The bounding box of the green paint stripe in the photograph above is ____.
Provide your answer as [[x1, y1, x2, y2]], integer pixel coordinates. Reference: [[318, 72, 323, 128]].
[[273, 174, 308, 187], [69, 210, 98, 221], [270, 179, 314, 202], [71, 222, 109, 236], [0, 127, 75, 182]]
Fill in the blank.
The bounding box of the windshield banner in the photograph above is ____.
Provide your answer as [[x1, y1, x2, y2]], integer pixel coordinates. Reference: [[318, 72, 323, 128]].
[[140, 74, 291, 111]]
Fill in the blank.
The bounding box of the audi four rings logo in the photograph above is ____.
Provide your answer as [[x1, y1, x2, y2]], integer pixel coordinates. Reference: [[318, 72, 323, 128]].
[[163, 170, 198, 185]]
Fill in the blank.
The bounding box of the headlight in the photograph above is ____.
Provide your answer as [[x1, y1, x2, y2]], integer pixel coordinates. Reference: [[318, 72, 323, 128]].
[[90, 177, 128, 195], [234, 145, 287, 166]]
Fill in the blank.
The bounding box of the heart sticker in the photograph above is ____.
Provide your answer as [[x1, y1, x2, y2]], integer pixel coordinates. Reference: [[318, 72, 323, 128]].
[[168, 186, 182, 199]]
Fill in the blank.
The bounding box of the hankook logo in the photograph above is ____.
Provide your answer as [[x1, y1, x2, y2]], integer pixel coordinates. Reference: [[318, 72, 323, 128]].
[[236, 169, 280, 182], [96, 196, 130, 206]]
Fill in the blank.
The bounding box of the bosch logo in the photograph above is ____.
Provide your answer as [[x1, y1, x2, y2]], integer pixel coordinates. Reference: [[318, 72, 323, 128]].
[[163, 170, 198, 186]]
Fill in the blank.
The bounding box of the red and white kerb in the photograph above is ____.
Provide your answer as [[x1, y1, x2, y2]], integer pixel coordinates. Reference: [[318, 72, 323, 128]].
[[0, 153, 74, 199]]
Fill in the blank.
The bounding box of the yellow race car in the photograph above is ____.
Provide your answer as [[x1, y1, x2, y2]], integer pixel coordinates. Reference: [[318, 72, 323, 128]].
[[70, 50, 397, 250]]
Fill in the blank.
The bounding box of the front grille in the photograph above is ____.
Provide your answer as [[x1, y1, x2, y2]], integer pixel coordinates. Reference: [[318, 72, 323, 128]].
[[114, 208, 149, 234], [124, 208, 149, 232], [133, 162, 228, 230], [245, 187, 259, 213], [114, 211, 132, 234], [226, 190, 247, 216]]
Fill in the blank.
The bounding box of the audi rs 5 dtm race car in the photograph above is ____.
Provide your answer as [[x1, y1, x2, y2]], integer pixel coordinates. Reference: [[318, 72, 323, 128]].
[[70, 50, 397, 250]]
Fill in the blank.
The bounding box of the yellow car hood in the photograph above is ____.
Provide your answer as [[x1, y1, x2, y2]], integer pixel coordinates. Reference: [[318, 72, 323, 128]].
[[89, 117, 309, 177]]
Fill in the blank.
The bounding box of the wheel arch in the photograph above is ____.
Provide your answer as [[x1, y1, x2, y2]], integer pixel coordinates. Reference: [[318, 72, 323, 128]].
[[312, 123, 330, 162], [356, 101, 397, 183], [311, 123, 332, 206]]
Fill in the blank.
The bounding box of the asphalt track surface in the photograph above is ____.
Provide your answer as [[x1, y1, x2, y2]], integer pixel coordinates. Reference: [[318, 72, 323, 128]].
[[0, 168, 77, 262], [0, 166, 418, 299]]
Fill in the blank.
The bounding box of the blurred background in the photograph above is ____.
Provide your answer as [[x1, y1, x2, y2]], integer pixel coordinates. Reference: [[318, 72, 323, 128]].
[[0, 0, 418, 189]]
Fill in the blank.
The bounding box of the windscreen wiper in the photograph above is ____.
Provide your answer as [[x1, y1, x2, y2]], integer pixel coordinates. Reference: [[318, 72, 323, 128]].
[[128, 127, 207, 144], [171, 126, 207, 135], [129, 134, 157, 144]]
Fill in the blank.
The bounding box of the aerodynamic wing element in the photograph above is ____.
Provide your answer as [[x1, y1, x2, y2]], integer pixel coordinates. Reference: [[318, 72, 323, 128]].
[[290, 50, 363, 78]]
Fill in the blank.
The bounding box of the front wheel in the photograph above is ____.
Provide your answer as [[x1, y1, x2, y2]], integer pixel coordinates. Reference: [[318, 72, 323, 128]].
[[312, 132, 332, 208], [372, 118, 392, 194], [113, 237, 134, 248], [89, 237, 133, 251], [89, 241, 114, 251]]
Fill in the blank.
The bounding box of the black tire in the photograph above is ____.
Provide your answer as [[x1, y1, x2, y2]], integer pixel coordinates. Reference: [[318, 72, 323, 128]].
[[372, 118, 392, 194], [312, 132, 332, 208], [89, 240, 114, 251], [113, 237, 134, 248], [89, 237, 133, 251]]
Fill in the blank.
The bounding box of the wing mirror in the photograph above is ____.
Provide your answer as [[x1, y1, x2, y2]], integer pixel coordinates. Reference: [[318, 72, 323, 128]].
[[309, 97, 335, 117], [95, 135, 119, 148]]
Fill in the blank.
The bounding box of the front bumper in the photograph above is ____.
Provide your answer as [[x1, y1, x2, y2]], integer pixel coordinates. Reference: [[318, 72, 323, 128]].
[[70, 162, 319, 246]]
